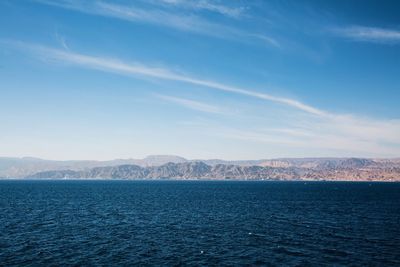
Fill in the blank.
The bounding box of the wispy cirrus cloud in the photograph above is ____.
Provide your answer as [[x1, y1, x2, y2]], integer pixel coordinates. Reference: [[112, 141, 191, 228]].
[[3, 40, 400, 157], [36, 0, 218, 34], [333, 25, 400, 43], [218, 129, 400, 157], [195, 115, 400, 157], [33, 0, 280, 48], [55, 30, 70, 50], [4, 41, 317, 115], [95, 1, 225, 35], [155, 94, 229, 115], [157, 0, 245, 18]]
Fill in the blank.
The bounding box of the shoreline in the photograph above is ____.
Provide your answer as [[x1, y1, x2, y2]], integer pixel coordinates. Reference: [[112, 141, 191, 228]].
[[0, 178, 399, 183]]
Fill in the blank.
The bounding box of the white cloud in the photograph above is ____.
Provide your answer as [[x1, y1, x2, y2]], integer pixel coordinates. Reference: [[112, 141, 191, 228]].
[[334, 25, 400, 43], [202, 115, 400, 157], [34, 0, 230, 34], [248, 33, 282, 48], [96, 1, 222, 35], [34, 0, 280, 48], [6, 41, 319, 115], [157, 0, 245, 18], [155, 94, 229, 115], [4, 40, 400, 157], [55, 30, 69, 50]]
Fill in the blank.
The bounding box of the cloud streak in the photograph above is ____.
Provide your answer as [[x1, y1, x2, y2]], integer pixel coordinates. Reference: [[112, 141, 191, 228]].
[[155, 94, 229, 115], [7, 41, 321, 115], [197, 116, 400, 157], [3, 41, 400, 157], [157, 0, 245, 18], [334, 25, 400, 43], [34, 0, 280, 48]]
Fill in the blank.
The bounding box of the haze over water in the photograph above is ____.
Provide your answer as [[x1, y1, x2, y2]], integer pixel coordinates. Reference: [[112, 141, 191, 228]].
[[1, 180, 399, 266]]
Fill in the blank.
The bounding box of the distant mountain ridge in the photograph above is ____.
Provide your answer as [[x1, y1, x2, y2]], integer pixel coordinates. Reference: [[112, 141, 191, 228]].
[[0, 155, 188, 178], [9, 156, 399, 181]]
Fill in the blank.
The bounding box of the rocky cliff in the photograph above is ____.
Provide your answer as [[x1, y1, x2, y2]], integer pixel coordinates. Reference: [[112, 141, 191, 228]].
[[26, 159, 400, 181]]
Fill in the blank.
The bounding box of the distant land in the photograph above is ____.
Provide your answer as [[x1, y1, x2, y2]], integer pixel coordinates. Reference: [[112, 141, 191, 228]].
[[0, 155, 399, 181]]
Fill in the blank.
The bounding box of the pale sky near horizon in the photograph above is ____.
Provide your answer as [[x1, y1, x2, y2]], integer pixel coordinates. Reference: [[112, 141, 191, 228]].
[[0, 0, 400, 160]]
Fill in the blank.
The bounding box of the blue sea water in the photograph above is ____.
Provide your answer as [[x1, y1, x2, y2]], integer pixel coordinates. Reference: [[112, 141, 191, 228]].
[[0, 181, 399, 266]]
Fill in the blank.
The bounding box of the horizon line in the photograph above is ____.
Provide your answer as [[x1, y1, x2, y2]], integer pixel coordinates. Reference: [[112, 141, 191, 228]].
[[1, 155, 399, 162]]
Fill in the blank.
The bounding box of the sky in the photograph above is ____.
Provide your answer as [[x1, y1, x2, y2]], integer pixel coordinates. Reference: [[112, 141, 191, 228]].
[[0, 0, 400, 160]]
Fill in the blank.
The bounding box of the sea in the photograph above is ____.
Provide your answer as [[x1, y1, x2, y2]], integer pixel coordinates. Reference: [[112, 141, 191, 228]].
[[0, 180, 399, 266]]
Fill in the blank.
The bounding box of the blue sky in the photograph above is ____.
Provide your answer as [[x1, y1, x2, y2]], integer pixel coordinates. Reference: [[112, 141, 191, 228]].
[[0, 0, 399, 160]]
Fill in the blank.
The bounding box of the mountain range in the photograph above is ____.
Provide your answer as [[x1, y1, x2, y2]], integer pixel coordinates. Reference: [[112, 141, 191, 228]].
[[1, 155, 399, 181]]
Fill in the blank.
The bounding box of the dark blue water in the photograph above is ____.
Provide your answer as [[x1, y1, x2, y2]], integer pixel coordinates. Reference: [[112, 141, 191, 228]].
[[1, 181, 399, 266]]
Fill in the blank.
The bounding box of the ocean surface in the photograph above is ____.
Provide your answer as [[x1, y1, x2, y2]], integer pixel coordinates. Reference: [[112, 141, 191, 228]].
[[0, 181, 399, 266]]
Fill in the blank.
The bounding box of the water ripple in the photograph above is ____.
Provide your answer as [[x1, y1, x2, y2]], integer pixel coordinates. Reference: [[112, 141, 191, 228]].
[[1, 180, 400, 266]]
